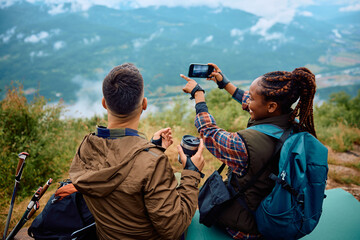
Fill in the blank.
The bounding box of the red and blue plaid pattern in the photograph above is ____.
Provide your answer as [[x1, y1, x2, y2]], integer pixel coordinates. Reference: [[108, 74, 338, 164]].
[[195, 112, 248, 176], [241, 91, 250, 111], [226, 228, 262, 239], [194, 90, 251, 176]]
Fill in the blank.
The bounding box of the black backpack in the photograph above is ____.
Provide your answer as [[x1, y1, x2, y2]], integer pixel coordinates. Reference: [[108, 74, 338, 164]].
[[28, 180, 97, 240]]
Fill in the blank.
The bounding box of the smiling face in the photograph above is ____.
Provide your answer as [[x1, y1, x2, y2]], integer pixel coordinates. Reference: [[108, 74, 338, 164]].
[[248, 77, 277, 120]]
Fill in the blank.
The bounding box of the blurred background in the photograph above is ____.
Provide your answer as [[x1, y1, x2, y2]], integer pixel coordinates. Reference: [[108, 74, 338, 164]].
[[1, 0, 359, 117]]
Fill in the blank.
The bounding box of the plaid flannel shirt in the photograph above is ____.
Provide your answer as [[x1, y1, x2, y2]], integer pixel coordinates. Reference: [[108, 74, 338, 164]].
[[195, 89, 262, 240], [194, 89, 250, 176]]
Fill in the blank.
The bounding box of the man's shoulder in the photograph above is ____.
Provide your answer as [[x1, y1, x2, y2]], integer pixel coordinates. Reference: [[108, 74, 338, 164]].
[[136, 145, 167, 162]]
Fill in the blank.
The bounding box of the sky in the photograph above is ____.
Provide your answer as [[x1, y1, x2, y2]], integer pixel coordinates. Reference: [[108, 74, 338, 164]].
[[1, 0, 360, 23]]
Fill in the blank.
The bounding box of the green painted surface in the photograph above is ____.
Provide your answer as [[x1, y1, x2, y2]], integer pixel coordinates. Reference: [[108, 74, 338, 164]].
[[187, 188, 360, 239], [302, 188, 360, 240]]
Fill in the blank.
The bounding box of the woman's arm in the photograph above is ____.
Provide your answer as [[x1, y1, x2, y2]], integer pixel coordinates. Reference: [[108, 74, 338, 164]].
[[181, 74, 249, 176], [207, 63, 250, 111], [194, 110, 249, 176]]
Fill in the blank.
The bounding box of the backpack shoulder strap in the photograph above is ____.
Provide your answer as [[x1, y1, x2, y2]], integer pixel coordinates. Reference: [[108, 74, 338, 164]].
[[247, 124, 284, 139]]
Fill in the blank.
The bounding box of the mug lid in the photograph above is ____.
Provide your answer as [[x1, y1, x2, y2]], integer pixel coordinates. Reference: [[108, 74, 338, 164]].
[[181, 135, 200, 149]]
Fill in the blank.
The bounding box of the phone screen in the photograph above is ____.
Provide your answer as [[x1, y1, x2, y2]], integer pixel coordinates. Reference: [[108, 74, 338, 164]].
[[188, 64, 214, 78]]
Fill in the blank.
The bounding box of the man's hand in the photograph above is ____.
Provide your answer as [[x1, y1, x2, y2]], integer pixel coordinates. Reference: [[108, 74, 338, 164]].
[[177, 139, 205, 172], [207, 63, 223, 83], [153, 127, 173, 149]]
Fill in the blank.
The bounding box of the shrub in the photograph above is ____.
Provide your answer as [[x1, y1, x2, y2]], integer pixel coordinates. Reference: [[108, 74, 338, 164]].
[[0, 85, 87, 204], [315, 90, 360, 151]]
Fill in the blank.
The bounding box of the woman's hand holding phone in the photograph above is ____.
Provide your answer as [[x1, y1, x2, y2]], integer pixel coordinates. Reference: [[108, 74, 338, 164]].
[[207, 63, 223, 83]]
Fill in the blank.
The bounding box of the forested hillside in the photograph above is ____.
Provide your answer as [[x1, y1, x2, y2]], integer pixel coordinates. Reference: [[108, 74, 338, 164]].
[[1, 2, 359, 104]]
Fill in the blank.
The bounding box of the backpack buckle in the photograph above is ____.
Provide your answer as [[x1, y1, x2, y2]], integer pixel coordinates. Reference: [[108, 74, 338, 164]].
[[296, 193, 304, 204], [280, 171, 286, 180]]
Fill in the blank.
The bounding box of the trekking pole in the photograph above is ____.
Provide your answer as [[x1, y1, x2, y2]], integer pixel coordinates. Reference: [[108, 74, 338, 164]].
[[5, 178, 53, 240], [38, 178, 53, 199], [5, 187, 42, 240], [5, 201, 40, 240], [2, 152, 29, 240]]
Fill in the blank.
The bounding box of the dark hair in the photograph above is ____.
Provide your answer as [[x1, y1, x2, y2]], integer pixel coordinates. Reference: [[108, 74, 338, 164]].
[[258, 67, 317, 137], [102, 63, 144, 115]]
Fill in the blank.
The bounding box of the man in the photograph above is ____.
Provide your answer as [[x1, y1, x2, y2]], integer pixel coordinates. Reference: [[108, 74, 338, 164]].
[[69, 63, 204, 240]]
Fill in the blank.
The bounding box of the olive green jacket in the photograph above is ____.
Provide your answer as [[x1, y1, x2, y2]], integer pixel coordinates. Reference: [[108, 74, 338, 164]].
[[69, 134, 200, 240]]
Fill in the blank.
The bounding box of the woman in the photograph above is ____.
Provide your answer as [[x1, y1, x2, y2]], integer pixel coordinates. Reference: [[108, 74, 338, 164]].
[[181, 63, 317, 239]]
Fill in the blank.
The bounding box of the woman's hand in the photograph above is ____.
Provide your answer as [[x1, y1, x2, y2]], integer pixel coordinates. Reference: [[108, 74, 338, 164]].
[[152, 127, 173, 149], [180, 74, 198, 94], [207, 63, 223, 83], [180, 74, 205, 103]]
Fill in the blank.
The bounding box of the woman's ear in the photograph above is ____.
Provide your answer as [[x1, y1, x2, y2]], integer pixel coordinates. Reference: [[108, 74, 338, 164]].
[[267, 101, 278, 113], [102, 97, 107, 110]]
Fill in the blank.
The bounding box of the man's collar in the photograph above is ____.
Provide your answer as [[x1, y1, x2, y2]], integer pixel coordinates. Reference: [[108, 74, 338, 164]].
[[95, 126, 147, 139]]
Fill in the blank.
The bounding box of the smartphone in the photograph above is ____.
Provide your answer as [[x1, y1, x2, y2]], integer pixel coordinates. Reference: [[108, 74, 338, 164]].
[[188, 64, 214, 78]]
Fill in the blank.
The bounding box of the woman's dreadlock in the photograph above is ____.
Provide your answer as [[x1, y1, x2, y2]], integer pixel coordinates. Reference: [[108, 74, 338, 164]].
[[258, 67, 317, 137]]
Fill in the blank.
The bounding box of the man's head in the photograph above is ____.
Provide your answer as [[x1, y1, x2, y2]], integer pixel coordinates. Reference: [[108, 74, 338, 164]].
[[102, 63, 145, 117]]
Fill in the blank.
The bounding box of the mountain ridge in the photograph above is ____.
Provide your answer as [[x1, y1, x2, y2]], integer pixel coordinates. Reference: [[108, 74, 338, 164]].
[[0, 2, 359, 103]]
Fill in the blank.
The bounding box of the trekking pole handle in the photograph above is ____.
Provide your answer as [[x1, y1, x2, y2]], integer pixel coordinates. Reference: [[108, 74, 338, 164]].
[[38, 178, 53, 200], [28, 187, 42, 208], [27, 201, 40, 219], [15, 152, 29, 181]]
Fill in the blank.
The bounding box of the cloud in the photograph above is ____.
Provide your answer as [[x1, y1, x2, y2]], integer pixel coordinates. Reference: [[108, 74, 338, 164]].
[[63, 75, 106, 118], [191, 35, 214, 46], [132, 28, 163, 50], [16, 33, 24, 39], [0, 26, 16, 43], [230, 28, 245, 42], [24, 29, 62, 44], [133, 0, 314, 25], [0, 0, 20, 8], [231, 19, 290, 43], [190, 38, 200, 46], [62, 74, 160, 118], [204, 35, 213, 43], [339, 3, 360, 12], [332, 29, 342, 38], [54, 40, 66, 50], [250, 18, 277, 37], [83, 35, 100, 45], [298, 10, 313, 17], [29, 50, 49, 58], [24, 31, 49, 43], [48, 3, 67, 15]]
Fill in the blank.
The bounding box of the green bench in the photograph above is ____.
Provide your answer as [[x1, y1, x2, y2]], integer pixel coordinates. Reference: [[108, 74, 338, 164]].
[[187, 188, 360, 240]]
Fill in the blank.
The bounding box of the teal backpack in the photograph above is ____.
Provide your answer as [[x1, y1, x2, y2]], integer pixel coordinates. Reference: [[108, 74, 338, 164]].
[[247, 124, 328, 240]]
